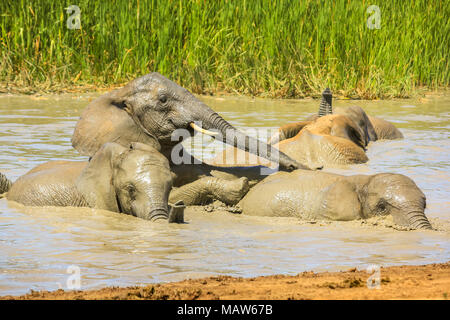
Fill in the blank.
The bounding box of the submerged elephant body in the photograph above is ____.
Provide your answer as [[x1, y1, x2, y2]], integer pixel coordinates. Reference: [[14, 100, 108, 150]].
[[261, 103, 404, 168], [274, 114, 368, 167], [238, 170, 432, 230], [304, 105, 404, 142]]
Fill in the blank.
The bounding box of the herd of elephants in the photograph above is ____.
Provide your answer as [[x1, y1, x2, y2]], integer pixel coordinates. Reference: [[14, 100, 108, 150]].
[[0, 73, 432, 229]]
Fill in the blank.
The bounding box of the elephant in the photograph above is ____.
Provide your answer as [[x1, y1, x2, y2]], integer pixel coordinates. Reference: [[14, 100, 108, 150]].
[[207, 113, 369, 168], [71, 72, 308, 188], [234, 169, 432, 230], [1, 142, 180, 221], [301, 106, 403, 142], [271, 88, 403, 147], [0, 142, 252, 221]]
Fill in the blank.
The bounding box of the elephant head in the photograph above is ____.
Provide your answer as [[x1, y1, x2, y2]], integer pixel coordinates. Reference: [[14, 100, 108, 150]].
[[77, 142, 174, 221], [359, 173, 432, 229], [333, 106, 378, 145], [72, 72, 302, 171]]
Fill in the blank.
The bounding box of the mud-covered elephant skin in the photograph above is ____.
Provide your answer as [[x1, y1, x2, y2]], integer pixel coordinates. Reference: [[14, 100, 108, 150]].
[[238, 169, 432, 230], [2, 143, 176, 221], [71, 72, 304, 177]]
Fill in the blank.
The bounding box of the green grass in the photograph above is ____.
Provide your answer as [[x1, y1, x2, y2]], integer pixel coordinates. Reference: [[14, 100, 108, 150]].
[[0, 0, 448, 98]]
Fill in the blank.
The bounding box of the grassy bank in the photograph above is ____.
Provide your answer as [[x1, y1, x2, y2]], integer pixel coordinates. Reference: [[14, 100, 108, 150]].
[[0, 0, 448, 98]]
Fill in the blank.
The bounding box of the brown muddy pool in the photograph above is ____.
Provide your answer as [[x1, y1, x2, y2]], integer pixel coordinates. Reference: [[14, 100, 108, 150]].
[[0, 93, 449, 295]]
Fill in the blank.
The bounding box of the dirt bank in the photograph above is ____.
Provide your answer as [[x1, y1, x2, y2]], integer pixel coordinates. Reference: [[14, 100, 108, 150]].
[[2, 262, 448, 300]]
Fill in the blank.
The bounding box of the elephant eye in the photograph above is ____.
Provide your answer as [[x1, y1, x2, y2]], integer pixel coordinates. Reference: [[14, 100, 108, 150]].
[[125, 184, 137, 200], [159, 94, 168, 104], [376, 200, 388, 214]]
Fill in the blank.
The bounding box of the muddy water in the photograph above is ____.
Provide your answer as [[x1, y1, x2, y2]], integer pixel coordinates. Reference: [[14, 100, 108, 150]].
[[0, 93, 449, 296]]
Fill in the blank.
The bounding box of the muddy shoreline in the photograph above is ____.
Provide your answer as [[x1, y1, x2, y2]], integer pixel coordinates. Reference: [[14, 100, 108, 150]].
[[2, 262, 448, 300]]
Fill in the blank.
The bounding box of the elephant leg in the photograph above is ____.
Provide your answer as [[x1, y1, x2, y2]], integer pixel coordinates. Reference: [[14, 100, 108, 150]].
[[169, 176, 250, 206], [170, 148, 271, 187]]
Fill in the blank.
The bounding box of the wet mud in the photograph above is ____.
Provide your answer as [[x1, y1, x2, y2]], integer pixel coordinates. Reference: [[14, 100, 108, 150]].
[[2, 262, 448, 300]]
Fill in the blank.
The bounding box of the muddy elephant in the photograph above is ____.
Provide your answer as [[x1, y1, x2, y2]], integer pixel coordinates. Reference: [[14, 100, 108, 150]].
[[1, 142, 183, 221], [72, 73, 307, 187], [300, 107, 403, 142], [271, 89, 403, 148], [0, 142, 252, 220], [275, 89, 403, 145], [236, 170, 432, 230]]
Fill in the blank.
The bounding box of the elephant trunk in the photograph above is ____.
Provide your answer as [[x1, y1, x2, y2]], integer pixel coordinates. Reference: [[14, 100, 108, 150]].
[[0, 172, 12, 195], [318, 88, 333, 117], [405, 210, 433, 230], [135, 200, 170, 221], [148, 208, 169, 221], [194, 110, 305, 171], [391, 207, 432, 230]]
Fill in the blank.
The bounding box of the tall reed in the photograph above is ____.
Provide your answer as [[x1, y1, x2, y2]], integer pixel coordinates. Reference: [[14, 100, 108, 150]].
[[0, 0, 448, 98]]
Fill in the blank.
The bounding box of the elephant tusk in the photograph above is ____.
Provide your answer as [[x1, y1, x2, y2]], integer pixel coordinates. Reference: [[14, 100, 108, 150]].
[[190, 122, 218, 136]]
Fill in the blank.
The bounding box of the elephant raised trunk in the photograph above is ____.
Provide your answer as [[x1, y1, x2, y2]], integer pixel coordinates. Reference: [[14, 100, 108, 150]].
[[318, 88, 332, 117]]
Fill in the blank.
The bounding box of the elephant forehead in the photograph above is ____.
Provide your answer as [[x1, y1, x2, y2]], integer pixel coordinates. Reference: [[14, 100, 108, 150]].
[[133, 72, 192, 97], [119, 151, 169, 170]]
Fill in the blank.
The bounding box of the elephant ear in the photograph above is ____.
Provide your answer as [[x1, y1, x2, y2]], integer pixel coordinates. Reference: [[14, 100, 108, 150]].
[[316, 180, 362, 221], [76, 142, 125, 211], [71, 89, 160, 157], [330, 116, 366, 150]]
